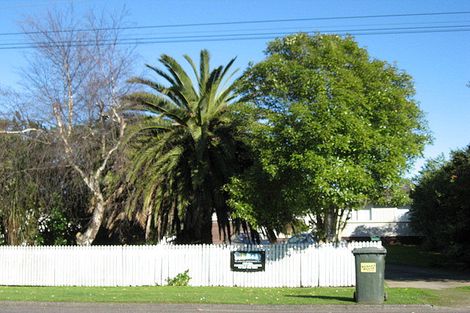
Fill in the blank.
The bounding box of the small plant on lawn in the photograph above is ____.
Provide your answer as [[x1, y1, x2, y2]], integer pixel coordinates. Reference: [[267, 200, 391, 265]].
[[166, 270, 191, 286]]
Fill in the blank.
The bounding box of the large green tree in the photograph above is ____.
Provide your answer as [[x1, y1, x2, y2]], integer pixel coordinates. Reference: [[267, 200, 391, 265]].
[[230, 33, 430, 242], [124, 50, 247, 244]]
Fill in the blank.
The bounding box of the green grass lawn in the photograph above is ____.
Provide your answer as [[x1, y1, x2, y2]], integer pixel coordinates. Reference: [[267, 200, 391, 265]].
[[0, 286, 469, 306]]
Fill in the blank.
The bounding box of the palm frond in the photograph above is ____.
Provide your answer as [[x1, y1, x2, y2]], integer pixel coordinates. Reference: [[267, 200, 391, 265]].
[[145, 64, 177, 87], [124, 93, 188, 126], [183, 54, 200, 84], [160, 54, 198, 101]]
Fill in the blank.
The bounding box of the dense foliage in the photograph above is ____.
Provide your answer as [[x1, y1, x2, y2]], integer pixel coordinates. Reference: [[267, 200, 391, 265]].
[[229, 33, 430, 242], [410, 146, 470, 264], [0, 119, 88, 245]]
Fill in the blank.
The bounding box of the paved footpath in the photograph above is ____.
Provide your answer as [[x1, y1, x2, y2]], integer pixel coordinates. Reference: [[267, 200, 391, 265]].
[[385, 264, 470, 289], [1, 302, 470, 313]]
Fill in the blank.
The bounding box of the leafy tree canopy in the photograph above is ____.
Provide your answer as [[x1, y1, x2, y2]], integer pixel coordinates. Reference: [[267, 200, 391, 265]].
[[229, 33, 430, 242], [410, 146, 470, 264]]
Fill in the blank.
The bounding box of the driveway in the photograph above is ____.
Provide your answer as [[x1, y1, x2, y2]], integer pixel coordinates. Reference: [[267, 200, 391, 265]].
[[385, 264, 470, 289], [0, 302, 469, 313]]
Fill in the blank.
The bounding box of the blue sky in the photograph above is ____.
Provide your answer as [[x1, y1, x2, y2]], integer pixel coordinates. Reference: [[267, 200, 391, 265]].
[[0, 0, 469, 177]]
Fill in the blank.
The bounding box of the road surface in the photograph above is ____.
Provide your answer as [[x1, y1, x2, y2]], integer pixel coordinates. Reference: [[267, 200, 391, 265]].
[[0, 302, 470, 313]]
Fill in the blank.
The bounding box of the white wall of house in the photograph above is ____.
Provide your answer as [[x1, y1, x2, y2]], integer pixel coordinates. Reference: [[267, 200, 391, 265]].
[[340, 206, 416, 238]]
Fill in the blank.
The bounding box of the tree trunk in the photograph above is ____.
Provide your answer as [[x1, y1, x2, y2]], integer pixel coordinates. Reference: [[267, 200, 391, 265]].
[[324, 207, 339, 243], [145, 209, 153, 241], [266, 228, 278, 243], [178, 194, 213, 244], [76, 193, 106, 246], [177, 151, 213, 244]]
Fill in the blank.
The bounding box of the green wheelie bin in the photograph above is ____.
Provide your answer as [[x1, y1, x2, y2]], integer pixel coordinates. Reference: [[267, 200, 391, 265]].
[[352, 246, 387, 304]]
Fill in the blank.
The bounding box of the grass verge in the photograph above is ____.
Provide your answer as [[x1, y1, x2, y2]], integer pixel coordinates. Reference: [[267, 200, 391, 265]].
[[0, 286, 469, 306]]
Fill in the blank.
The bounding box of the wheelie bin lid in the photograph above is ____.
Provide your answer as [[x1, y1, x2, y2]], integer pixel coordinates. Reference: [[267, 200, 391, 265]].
[[352, 247, 387, 255]]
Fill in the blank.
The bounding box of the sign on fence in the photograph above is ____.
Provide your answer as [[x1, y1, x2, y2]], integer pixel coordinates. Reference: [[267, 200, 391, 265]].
[[230, 250, 265, 272]]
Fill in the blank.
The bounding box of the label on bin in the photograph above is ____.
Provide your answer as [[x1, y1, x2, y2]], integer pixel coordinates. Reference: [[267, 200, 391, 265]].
[[360, 262, 376, 273]]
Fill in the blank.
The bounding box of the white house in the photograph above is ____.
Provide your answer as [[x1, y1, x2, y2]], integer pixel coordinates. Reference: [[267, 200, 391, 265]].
[[339, 205, 416, 240], [211, 206, 417, 243]]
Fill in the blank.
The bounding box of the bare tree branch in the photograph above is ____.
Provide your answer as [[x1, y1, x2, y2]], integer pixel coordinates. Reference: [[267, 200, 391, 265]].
[[20, 7, 136, 245], [0, 128, 43, 134]]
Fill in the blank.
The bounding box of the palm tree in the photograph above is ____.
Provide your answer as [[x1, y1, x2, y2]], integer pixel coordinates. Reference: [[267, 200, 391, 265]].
[[124, 50, 244, 244]]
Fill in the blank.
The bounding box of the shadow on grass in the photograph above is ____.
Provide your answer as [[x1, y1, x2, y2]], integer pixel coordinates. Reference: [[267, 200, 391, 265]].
[[286, 295, 355, 303]]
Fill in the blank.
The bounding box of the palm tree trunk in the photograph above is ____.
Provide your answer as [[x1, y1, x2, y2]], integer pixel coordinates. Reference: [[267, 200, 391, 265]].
[[178, 190, 213, 244], [176, 137, 213, 244]]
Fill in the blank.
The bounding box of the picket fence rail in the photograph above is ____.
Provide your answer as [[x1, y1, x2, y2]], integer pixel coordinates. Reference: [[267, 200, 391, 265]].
[[0, 241, 382, 287]]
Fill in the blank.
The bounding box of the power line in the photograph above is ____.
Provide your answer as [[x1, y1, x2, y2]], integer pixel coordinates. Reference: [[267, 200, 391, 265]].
[[95, 19, 470, 38], [2, 18, 466, 42], [0, 23, 469, 50], [0, 0, 97, 11], [1, 10, 470, 37]]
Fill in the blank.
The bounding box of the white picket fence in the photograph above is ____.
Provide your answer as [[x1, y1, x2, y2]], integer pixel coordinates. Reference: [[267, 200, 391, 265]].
[[0, 241, 381, 287]]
